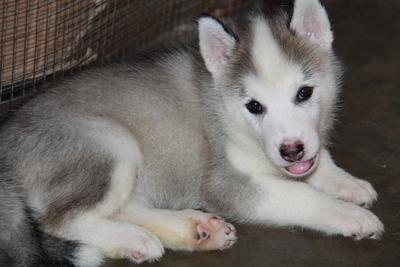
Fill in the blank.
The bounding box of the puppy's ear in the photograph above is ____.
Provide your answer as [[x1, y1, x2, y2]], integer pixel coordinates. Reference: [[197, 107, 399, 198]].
[[198, 14, 237, 77], [290, 0, 333, 49]]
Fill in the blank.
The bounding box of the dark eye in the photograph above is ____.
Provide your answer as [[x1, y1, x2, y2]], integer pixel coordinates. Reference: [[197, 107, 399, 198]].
[[246, 100, 264, 115], [296, 86, 314, 103]]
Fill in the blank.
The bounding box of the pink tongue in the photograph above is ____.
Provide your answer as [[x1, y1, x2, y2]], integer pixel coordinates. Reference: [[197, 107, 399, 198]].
[[286, 160, 313, 175]]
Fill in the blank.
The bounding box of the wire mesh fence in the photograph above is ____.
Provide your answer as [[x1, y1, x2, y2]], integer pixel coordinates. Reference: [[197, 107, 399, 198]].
[[0, 0, 258, 106]]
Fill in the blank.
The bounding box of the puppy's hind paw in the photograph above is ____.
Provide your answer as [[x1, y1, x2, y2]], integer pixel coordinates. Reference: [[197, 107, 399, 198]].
[[192, 214, 237, 251], [113, 228, 164, 264]]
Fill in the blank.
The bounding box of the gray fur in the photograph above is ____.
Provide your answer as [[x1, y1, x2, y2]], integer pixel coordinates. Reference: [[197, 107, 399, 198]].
[[0, 7, 340, 266], [0, 164, 38, 267]]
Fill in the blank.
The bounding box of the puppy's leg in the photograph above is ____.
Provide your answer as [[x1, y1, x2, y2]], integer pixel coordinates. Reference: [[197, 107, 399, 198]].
[[61, 213, 164, 263], [252, 176, 384, 240], [40, 117, 164, 264], [116, 203, 236, 251], [307, 149, 378, 207]]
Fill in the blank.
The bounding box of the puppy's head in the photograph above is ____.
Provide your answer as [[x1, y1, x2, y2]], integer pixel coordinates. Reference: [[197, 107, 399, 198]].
[[198, 0, 341, 177]]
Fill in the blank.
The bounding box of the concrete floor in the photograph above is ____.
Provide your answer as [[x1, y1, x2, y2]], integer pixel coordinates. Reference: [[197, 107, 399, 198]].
[[104, 1, 400, 266]]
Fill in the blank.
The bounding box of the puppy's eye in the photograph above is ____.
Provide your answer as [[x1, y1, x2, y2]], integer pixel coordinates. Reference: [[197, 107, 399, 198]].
[[296, 86, 314, 103], [246, 100, 264, 115]]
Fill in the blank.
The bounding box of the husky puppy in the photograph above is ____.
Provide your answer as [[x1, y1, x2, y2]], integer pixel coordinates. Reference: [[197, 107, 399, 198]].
[[0, 0, 384, 266]]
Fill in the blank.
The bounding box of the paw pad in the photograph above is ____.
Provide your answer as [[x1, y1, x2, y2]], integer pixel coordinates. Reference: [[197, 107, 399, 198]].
[[193, 214, 237, 250]]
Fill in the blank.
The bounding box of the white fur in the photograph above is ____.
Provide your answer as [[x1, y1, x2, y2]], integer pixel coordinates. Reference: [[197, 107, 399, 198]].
[[226, 141, 276, 178], [249, 174, 383, 239], [307, 149, 378, 207], [56, 118, 162, 264], [60, 213, 164, 263], [251, 17, 299, 87], [224, 1, 383, 240], [240, 19, 321, 168], [117, 203, 196, 250], [116, 203, 237, 251], [73, 245, 104, 267], [79, 118, 143, 216]]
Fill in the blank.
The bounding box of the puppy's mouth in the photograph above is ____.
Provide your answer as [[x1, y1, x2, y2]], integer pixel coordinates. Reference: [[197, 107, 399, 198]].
[[283, 155, 317, 177]]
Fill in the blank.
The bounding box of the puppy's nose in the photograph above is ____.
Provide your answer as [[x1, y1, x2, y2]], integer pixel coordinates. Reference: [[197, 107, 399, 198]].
[[279, 141, 304, 162]]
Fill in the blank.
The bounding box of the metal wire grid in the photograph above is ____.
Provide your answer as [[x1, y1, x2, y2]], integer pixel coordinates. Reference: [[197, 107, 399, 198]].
[[0, 0, 139, 102], [0, 0, 256, 105]]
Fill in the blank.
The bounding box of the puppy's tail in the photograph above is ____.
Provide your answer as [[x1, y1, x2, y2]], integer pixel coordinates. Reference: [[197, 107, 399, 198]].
[[1, 206, 104, 267], [0, 174, 103, 267], [38, 229, 104, 267]]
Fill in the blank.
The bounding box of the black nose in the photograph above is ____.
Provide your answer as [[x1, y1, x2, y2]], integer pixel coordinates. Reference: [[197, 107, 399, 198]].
[[279, 142, 304, 162]]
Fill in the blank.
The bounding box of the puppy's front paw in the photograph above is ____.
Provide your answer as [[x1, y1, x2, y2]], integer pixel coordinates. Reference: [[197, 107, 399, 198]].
[[324, 202, 384, 240], [329, 176, 377, 208], [311, 173, 378, 208]]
